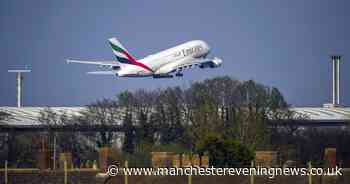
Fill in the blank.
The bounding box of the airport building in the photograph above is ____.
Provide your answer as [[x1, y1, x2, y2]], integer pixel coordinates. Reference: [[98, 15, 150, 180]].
[[0, 106, 349, 131]]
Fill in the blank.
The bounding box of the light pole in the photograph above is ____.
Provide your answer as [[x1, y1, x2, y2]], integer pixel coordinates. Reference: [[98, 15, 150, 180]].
[[8, 69, 31, 107]]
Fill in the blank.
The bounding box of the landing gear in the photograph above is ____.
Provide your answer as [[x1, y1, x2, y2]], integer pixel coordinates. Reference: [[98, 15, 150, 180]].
[[153, 74, 174, 78], [175, 73, 183, 77]]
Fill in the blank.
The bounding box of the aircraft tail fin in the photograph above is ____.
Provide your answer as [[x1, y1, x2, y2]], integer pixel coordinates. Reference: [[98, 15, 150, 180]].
[[108, 37, 154, 72], [108, 37, 137, 64]]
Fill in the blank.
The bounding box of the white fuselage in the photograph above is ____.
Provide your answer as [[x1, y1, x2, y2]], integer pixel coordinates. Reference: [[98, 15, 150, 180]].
[[117, 40, 210, 77]]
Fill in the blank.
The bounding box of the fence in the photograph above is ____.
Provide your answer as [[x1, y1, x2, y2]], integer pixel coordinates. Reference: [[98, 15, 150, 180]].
[[1, 160, 349, 184]]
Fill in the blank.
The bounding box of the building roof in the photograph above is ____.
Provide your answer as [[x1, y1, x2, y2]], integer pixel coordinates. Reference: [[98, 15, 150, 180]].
[[0, 106, 349, 127], [291, 107, 350, 122], [0, 107, 85, 126]]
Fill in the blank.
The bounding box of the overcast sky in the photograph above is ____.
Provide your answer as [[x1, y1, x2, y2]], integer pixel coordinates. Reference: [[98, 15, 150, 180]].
[[0, 0, 349, 107]]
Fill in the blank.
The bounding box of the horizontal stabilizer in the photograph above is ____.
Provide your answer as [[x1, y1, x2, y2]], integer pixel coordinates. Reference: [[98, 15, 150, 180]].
[[86, 71, 116, 75]]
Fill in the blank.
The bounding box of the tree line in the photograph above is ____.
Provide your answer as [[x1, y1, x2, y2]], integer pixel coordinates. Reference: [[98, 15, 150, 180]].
[[38, 76, 292, 167], [1, 76, 350, 168]]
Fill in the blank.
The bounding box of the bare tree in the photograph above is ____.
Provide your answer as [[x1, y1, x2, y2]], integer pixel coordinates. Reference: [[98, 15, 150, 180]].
[[38, 107, 99, 167], [78, 99, 121, 147]]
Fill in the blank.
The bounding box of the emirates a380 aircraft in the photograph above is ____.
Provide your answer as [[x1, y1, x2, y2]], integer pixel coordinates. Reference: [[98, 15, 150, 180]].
[[67, 37, 222, 78]]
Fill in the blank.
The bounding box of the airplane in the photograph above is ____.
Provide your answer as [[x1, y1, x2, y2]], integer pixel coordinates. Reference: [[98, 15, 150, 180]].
[[67, 38, 222, 78]]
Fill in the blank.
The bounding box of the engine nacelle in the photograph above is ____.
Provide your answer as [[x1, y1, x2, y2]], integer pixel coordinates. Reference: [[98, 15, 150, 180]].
[[199, 57, 223, 68], [112, 66, 121, 70], [211, 57, 223, 68], [99, 65, 111, 70]]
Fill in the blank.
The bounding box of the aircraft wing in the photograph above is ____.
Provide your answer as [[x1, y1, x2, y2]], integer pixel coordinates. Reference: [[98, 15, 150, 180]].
[[87, 71, 116, 75], [66, 59, 119, 66], [175, 57, 223, 71]]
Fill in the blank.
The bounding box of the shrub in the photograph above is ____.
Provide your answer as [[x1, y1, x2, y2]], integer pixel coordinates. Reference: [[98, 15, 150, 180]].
[[198, 134, 254, 167]]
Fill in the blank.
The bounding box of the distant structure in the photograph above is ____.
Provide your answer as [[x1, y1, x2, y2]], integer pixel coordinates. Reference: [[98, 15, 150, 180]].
[[331, 56, 341, 105], [8, 69, 31, 107], [324, 55, 342, 108]]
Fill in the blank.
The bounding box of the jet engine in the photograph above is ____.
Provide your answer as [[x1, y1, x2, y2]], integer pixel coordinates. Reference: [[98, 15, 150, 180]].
[[199, 57, 223, 68]]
